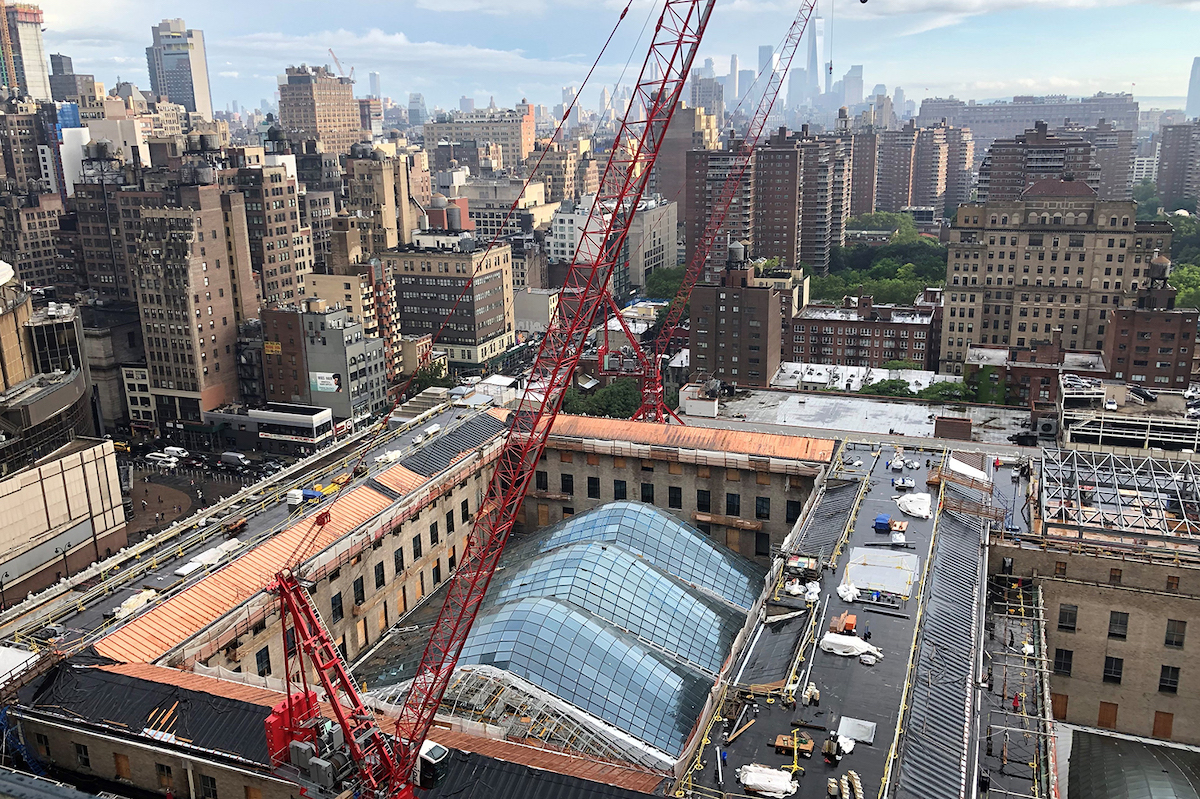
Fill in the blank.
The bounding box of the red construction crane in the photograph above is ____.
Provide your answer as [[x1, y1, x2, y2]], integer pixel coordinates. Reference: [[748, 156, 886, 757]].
[[631, 0, 822, 423], [262, 0, 715, 796]]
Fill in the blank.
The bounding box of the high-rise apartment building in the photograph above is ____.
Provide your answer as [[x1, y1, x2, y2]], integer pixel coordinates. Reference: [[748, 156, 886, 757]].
[[977, 121, 1099, 202], [848, 131, 877, 217], [1104, 253, 1196, 388], [945, 125, 976, 212], [649, 103, 718, 212], [874, 122, 917, 213], [939, 179, 1172, 374], [5, 4, 49, 101], [368, 71, 381, 100], [1156, 121, 1200, 211], [530, 141, 577, 203], [279, 65, 360, 155], [752, 126, 849, 274], [423, 104, 535, 169], [145, 19, 212, 120], [130, 184, 255, 445], [686, 140, 755, 282], [1069, 120, 1135, 201], [912, 123, 948, 211]]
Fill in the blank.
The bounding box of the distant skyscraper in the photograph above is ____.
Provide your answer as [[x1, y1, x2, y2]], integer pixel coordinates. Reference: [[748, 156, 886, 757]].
[[871, 83, 887, 100], [369, 71, 381, 99], [146, 19, 213, 119], [807, 17, 824, 93], [49, 53, 70, 76], [1187, 57, 1200, 119], [700, 58, 715, 79], [738, 69, 755, 102], [728, 55, 739, 103], [408, 93, 427, 127], [787, 68, 808, 110], [843, 65, 863, 107], [894, 87, 906, 118], [460, 95, 475, 113], [6, 4, 50, 100], [758, 45, 776, 77]]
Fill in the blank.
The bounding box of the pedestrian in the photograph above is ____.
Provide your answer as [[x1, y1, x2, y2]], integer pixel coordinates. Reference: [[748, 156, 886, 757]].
[[155, 512, 160, 523], [1012, 692, 1020, 713], [141, 500, 147, 511], [158, 495, 162, 504], [720, 750, 727, 766], [863, 622, 872, 641]]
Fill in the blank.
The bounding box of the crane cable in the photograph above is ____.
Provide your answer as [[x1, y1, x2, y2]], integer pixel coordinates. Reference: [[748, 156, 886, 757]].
[[278, 0, 639, 574]]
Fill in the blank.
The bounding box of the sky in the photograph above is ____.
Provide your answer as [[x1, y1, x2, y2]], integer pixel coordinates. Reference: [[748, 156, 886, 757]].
[[36, 0, 1196, 115]]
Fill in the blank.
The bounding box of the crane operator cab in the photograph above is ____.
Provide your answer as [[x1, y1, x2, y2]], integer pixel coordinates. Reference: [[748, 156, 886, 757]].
[[416, 740, 451, 788]]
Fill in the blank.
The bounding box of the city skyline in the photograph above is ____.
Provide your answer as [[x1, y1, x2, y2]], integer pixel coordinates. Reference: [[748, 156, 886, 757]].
[[31, 0, 1195, 114]]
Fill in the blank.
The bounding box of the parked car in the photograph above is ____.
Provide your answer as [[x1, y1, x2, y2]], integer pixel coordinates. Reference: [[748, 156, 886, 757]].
[[1105, 398, 1118, 411], [1129, 386, 1158, 402], [145, 452, 179, 469], [164, 446, 190, 459]]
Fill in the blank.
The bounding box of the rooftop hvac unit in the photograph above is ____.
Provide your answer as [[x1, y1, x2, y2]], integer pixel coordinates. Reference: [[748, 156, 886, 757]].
[[1037, 418, 1058, 438]]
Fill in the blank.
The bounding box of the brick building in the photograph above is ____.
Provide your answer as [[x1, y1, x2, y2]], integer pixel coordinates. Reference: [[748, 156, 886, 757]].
[[788, 294, 938, 368], [689, 260, 787, 388], [977, 121, 1099, 202], [940, 179, 1172, 374], [278, 65, 360, 155]]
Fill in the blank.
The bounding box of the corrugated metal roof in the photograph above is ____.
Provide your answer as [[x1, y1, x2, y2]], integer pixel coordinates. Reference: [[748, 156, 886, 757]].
[[892, 481, 986, 799], [549, 415, 835, 462], [95, 484, 394, 663], [414, 747, 661, 799], [402, 414, 508, 476], [793, 479, 860, 563]]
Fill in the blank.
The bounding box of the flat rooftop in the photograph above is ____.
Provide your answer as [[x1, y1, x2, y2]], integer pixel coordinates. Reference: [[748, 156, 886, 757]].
[[714, 389, 1029, 445], [685, 445, 991, 798]]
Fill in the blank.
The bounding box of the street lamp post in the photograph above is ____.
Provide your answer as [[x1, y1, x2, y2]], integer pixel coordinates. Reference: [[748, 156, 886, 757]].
[[55, 544, 71, 579], [0, 572, 8, 610]]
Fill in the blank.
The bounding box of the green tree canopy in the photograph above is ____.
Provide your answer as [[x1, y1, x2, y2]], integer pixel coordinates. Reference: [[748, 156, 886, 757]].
[[408, 361, 454, 395], [1170, 262, 1200, 309], [644, 265, 686, 301], [917, 381, 975, 402], [882, 359, 923, 370], [562, 378, 643, 419], [846, 212, 919, 243], [858, 379, 915, 398], [1133, 179, 1161, 221]]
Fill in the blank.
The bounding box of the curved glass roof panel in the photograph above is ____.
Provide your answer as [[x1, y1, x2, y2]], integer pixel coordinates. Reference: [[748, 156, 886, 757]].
[[459, 596, 713, 756], [487, 541, 743, 672], [529, 501, 764, 609]]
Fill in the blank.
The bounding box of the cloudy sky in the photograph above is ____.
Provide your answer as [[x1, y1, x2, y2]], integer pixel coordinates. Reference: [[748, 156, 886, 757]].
[[37, 0, 1195, 114]]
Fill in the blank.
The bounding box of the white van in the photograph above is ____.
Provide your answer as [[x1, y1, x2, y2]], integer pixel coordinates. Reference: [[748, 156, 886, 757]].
[[164, 446, 190, 459]]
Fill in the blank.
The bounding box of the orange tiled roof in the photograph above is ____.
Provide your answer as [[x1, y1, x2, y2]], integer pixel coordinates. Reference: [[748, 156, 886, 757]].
[[550, 415, 835, 462], [374, 462, 426, 495], [95, 484, 395, 663]]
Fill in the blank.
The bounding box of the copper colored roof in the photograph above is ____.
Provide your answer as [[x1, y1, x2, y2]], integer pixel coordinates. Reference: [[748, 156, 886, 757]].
[[426, 727, 666, 794], [95, 484, 395, 663], [374, 462, 426, 495], [1020, 178, 1097, 198], [549, 415, 835, 463]]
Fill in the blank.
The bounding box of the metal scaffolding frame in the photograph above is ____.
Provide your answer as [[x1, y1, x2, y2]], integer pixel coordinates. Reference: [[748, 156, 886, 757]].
[[979, 579, 1057, 799], [1038, 449, 1200, 543]]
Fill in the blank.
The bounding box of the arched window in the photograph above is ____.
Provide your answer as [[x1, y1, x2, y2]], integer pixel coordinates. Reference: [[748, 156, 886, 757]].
[[1053, 215, 1062, 225], [1041, 213, 1050, 225], [1121, 216, 1130, 227], [1109, 216, 1117, 226], [990, 215, 998, 224], [1001, 215, 1008, 225]]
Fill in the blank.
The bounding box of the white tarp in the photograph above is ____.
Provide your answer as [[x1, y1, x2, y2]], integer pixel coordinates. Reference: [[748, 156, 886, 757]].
[[737, 764, 798, 797], [819, 632, 884, 659], [842, 548, 920, 598], [946, 456, 989, 484], [896, 492, 933, 519]]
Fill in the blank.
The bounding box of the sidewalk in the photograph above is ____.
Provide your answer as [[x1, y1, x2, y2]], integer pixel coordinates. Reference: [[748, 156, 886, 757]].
[[126, 480, 194, 544]]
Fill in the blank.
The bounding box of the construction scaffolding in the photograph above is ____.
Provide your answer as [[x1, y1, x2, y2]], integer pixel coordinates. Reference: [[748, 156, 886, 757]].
[[1038, 449, 1200, 550], [978, 578, 1058, 799], [366, 665, 675, 772]]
